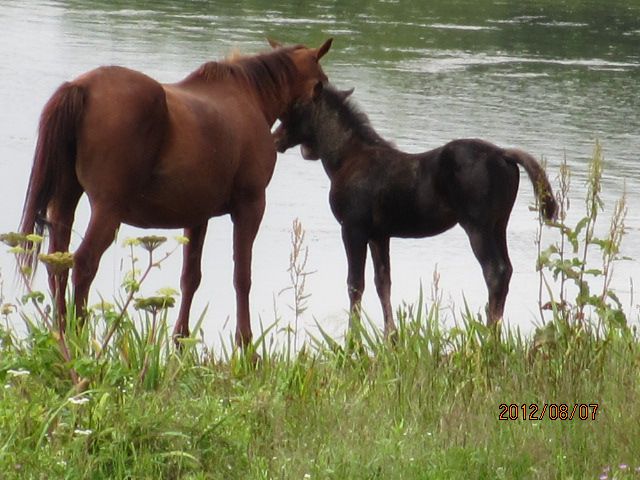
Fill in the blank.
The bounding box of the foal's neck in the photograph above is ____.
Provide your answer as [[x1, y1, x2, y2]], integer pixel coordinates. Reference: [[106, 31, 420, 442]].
[[314, 94, 392, 176], [314, 106, 354, 175]]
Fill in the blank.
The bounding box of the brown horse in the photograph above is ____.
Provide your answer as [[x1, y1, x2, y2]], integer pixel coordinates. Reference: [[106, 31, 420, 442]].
[[18, 38, 332, 347], [274, 84, 557, 336]]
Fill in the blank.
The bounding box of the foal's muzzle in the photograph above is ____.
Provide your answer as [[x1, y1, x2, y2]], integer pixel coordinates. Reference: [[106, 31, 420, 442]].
[[300, 144, 319, 161]]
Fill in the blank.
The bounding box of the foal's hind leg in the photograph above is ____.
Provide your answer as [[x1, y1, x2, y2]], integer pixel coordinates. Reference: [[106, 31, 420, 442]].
[[173, 224, 208, 342], [369, 237, 397, 338], [72, 206, 120, 322], [463, 223, 512, 325]]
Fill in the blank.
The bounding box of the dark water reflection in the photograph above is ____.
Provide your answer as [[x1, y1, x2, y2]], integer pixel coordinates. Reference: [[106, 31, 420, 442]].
[[1, 0, 638, 344]]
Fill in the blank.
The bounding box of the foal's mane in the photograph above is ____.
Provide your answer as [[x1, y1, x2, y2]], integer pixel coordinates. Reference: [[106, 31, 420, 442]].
[[323, 86, 394, 149], [189, 46, 300, 103]]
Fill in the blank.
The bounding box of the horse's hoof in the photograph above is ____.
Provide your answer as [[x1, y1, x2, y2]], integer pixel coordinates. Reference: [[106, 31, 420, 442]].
[[385, 328, 399, 346]]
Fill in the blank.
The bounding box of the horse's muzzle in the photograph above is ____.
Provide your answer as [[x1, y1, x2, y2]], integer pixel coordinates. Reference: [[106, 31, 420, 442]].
[[273, 125, 289, 153]]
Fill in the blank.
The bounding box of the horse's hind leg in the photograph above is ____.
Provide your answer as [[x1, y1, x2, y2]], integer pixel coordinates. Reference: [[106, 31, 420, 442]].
[[369, 236, 396, 338], [46, 178, 82, 330], [71, 206, 120, 322], [173, 224, 208, 342], [463, 222, 512, 326]]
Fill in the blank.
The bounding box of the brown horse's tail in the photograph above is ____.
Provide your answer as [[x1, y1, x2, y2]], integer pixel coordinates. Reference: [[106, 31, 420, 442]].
[[504, 148, 558, 222], [18, 82, 85, 275]]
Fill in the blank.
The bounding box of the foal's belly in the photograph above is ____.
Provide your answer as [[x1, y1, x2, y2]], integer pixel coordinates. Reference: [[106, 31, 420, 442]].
[[373, 192, 458, 239], [385, 215, 458, 239]]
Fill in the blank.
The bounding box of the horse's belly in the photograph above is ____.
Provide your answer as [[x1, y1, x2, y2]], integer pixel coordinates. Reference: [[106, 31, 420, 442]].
[[122, 184, 229, 229]]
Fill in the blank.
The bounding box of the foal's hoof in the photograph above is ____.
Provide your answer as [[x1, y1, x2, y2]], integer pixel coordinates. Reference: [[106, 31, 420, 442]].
[[172, 330, 190, 350], [247, 350, 262, 367], [232, 347, 262, 370], [384, 321, 398, 345], [242, 345, 262, 367]]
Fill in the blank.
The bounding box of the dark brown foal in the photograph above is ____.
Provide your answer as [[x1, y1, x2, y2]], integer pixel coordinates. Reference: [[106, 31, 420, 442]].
[[275, 84, 557, 335]]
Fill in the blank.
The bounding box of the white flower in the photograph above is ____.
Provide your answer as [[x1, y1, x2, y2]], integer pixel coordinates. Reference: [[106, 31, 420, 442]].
[[68, 395, 90, 405], [7, 368, 30, 377], [74, 429, 92, 436], [304, 475, 311, 479]]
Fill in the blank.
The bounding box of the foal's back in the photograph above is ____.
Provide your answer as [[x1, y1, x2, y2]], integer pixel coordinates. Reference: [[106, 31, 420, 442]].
[[335, 138, 520, 238]]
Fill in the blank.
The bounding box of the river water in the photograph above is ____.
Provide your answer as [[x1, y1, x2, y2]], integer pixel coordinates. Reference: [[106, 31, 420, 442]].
[[1, 0, 639, 346]]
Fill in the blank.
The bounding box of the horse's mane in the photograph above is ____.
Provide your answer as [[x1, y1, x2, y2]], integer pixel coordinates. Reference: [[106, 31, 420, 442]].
[[322, 85, 394, 149], [188, 47, 300, 103]]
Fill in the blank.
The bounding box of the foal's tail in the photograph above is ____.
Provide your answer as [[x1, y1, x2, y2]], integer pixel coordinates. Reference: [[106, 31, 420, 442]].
[[18, 82, 85, 275], [504, 148, 558, 222]]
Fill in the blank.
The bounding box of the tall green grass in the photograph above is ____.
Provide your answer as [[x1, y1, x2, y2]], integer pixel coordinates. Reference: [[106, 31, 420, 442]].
[[1, 144, 638, 479]]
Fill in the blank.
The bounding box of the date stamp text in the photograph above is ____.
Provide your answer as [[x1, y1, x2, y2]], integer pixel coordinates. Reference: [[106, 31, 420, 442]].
[[498, 403, 599, 421]]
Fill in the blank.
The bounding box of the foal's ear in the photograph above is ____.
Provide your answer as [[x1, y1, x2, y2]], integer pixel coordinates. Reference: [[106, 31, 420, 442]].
[[312, 81, 324, 99], [267, 38, 283, 49], [338, 87, 355, 100], [316, 38, 333, 60]]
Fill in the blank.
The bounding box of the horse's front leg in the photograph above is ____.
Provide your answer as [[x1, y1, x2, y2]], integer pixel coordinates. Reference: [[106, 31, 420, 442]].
[[173, 224, 208, 342], [231, 196, 266, 349], [341, 226, 368, 327], [369, 236, 396, 339]]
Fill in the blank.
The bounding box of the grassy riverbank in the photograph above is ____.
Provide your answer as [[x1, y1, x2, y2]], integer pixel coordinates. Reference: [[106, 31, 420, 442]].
[[1, 144, 638, 479], [1, 306, 639, 479]]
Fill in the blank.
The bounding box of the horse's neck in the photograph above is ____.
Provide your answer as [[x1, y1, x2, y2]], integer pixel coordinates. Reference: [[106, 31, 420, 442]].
[[257, 93, 284, 126], [243, 81, 288, 126]]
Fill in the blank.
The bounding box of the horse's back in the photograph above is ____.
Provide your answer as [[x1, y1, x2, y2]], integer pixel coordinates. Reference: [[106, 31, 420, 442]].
[[67, 65, 276, 227], [72, 66, 169, 194], [162, 80, 277, 192], [75, 65, 168, 127]]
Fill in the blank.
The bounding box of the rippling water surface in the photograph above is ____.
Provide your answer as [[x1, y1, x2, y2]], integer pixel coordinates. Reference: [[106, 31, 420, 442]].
[[1, 0, 639, 345]]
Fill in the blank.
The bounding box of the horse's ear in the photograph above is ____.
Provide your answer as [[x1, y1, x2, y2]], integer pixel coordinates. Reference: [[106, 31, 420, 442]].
[[267, 38, 283, 49], [316, 38, 333, 60]]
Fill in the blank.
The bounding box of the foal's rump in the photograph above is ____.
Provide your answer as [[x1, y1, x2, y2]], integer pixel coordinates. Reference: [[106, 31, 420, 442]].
[[435, 139, 557, 223]]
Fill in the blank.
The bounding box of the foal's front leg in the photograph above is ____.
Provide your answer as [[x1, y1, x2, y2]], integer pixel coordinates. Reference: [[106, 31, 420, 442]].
[[341, 226, 368, 327], [369, 237, 397, 338]]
